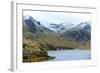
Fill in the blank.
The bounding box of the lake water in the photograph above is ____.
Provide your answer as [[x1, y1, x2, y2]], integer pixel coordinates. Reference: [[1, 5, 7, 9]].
[[48, 50, 91, 61]]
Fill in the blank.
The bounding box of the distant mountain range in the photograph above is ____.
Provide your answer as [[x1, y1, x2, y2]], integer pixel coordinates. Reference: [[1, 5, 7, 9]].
[[48, 22, 75, 33], [23, 15, 91, 42], [61, 22, 91, 41]]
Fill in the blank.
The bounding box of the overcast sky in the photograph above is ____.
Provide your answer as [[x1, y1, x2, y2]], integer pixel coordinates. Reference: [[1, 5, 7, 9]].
[[23, 10, 91, 27]]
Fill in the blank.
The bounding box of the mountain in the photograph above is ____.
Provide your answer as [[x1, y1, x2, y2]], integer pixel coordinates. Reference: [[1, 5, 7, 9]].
[[23, 16, 37, 33], [23, 15, 55, 41], [61, 22, 91, 41], [48, 22, 75, 33], [76, 22, 91, 31], [23, 15, 91, 42], [23, 16, 91, 42], [23, 16, 52, 33]]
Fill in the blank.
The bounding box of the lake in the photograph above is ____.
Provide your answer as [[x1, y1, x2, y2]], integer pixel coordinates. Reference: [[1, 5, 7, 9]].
[[48, 50, 91, 61]]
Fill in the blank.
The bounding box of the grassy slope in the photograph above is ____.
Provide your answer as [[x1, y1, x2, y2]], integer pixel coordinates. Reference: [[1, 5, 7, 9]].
[[23, 30, 90, 50]]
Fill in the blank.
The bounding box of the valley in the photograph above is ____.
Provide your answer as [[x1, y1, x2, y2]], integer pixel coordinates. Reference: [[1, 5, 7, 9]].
[[22, 15, 91, 62]]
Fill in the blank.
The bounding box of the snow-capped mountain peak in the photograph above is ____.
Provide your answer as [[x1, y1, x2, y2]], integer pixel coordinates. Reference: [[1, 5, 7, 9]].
[[77, 22, 90, 29], [48, 22, 75, 33]]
